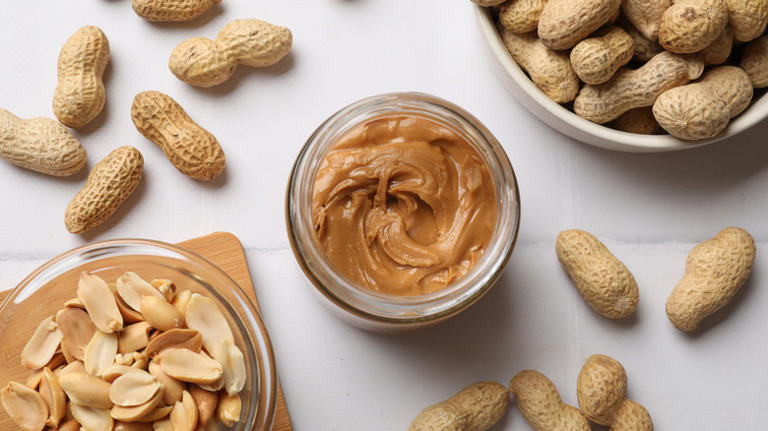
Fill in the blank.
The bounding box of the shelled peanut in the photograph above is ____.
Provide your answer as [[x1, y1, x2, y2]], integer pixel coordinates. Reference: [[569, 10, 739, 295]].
[[0, 271, 248, 431], [479, 0, 768, 140]]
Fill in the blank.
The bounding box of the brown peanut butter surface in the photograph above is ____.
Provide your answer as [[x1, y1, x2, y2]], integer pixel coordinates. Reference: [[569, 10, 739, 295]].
[[311, 116, 497, 296]]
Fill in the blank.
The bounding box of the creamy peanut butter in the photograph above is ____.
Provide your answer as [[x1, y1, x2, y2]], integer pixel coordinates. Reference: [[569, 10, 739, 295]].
[[311, 116, 497, 296]]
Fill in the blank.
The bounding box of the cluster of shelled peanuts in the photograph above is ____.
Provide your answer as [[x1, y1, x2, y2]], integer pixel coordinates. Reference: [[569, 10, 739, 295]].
[[0, 272, 246, 431], [475, 0, 768, 140]]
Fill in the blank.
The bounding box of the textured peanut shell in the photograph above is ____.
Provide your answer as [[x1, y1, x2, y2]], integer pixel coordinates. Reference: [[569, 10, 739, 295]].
[[408, 382, 510, 431], [509, 370, 590, 431], [666, 227, 755, 331], [618, 18, 663, 62], [131, 91, 224, 181], [570, 27, 634, 85], [65, 146, 143, 234], [132, 0, 221, 22], [168, 19, 292, 87], [725, 0, 768, 41], [577, 355, 652, 430], [53, 26, 109, 128], [556, 230, 639, 318], [613, 107, 660, 134], [537, 0, 621, 50], [701, 27, 733, 65], [658, 0, 729, 53], [652, 86, 730, 140], [0, 109, 86, 176], [499, 28, 579, 103], [653, 66, 753, 140], [622, 0, 670, 41], [498, 0, 547, 34], [740, 36, 768, 87], [574, 51, 704, 123]]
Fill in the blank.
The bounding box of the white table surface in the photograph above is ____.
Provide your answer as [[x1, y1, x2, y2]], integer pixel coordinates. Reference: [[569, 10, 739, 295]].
[[2, 1, 768, 429]]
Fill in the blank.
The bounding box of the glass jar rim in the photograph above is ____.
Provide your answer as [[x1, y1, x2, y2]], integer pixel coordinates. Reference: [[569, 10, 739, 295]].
[[286, 92, 521, 324]]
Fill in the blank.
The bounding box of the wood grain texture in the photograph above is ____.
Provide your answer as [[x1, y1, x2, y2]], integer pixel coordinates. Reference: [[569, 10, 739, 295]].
[[0, 232, 293, 431]]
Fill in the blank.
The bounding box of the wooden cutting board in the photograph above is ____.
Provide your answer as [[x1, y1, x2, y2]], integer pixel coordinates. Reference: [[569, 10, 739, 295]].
[[0, 232, 293, 431]]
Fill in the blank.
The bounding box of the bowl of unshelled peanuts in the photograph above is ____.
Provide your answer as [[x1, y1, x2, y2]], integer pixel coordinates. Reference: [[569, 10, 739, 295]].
[[473, 0, 768, 153], [0, 239, 277, 431]]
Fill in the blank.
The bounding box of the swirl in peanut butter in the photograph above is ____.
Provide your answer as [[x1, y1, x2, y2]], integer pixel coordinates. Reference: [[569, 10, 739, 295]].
[[311, 116, 497, 296]]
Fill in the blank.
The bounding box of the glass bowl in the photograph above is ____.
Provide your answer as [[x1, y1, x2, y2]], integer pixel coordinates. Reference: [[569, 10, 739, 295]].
[[0, 239, 277, 430], [286, 92, 520, 331]]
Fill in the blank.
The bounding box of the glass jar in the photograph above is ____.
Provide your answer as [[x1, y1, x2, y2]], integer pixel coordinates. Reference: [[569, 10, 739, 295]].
[[286, 92, 520, 331]]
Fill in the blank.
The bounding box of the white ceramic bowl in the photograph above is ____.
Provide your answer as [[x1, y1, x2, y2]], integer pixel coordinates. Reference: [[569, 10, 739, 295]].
[[476, 6, 768, 153]]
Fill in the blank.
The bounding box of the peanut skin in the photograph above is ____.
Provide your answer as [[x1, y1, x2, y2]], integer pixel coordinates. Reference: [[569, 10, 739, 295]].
[[499, 28, 579, 103], [168, 19, 292, 87], [574, 51, 704, 124], [510, 370, 590, 431], [658, 0, 729, 54], [666, 227, 755, 331], [570, 27, 634, 85], [64, 146, 144, 234], [653, 66, 753, 140], [537, 0, 621, 50], [131, 91, 225, 181], [577, 355, 653, 431], [556, 230, 639, 319], [132, 0, 221, 22], [53, 26, 109, 128], [409, 382, 510, 431], [0, 109, 86, 176]]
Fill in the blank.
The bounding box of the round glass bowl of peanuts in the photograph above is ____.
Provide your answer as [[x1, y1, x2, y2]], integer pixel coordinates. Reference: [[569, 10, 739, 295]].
[[0, 239, 277, 431], [475, 2, 768, 153]]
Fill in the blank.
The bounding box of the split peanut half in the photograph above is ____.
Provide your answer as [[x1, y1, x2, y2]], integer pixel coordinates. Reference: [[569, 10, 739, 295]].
[[21, 316, 63, 369], [172, 289, 193, 316], [59, 373, 113, 410], [77, 272, 123, 333], [140, 295, 184, 331], [109, 371, 162, 407], [160, 348, 223, 384], [217, 391, 242, 427], [134, 404, 173, 422], [102, 365, 144, 382], [170, 390, 199, 431], [85, 330, 118, 377], [145, 328, 202, 358], [117, 322, 152, 354], [116, 272, 166, 313], [148, 359, 186, 405], [39, 368, 66, 428], [56, 307, 97, 361], [70, 404, 114, 431], [188, 385, 218, 426], [0, 382, 48, 431], [110, 388, 162, 422]]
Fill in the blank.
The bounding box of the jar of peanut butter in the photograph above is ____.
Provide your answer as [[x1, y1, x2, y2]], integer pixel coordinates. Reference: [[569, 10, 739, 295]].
[[286, 93, 520, 331]]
